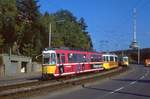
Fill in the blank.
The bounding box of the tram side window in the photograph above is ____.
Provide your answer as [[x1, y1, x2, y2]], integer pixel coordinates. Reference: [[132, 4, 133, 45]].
[[99, 56, 102, 62], [115, 57, 118, 62], [103, 56, 106, 62], [76, 54, 80, 62], [102, 56, 105, 61], [91, 55, 99, 62], [74, 54, 78, 62], [106, 56, 109, 62], [77, 54, 82, 62], [96, 55, 100, 62], [82, 55, 86, 62], [79, 54, 86, 62], [68, 53, 73, 63], [57, 54, 61, 64], [87, 55, 91, 62], [91, 55, 95, 62], [68, 53, 86, 63], [91, 56, 94, 62], [61, 54, 65, 63], [110, 56, 114, 62]]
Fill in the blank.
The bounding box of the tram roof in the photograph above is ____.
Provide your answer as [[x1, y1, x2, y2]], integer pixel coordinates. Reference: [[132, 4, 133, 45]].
[[102, 54, 118, 57], [43, 47, 102, 54]]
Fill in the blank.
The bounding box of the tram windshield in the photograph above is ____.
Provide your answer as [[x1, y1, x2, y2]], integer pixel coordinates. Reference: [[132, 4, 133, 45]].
[[43, 53, 56, 65], [123, 57, 128, 62]]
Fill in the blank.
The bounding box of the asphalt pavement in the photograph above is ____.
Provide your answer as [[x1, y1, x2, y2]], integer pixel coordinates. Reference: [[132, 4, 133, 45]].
[[33, 65, 150, 99]]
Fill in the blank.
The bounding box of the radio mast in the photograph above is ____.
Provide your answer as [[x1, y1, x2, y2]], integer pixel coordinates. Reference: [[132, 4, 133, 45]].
[[130, 8, 138, 49]]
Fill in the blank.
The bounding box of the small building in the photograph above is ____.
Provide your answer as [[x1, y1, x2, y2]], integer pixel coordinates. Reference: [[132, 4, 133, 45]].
[[0, 54, 33, 77]]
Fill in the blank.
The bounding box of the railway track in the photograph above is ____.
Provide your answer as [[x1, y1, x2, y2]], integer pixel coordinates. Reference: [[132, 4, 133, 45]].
[[0, 66, 129, 98]]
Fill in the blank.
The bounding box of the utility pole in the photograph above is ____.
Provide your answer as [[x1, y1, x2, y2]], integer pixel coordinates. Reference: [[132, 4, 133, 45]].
[[48, 20, 65, 48], [49, 23, 51, 48]]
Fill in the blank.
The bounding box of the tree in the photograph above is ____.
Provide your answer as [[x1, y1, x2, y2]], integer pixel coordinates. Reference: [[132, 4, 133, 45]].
[[16, 0, 40, 23], [16, 0, 42, 56], [39, 12, 53, 48], [0, 35, 4, 46], [78, 17, 87, 31], [49, 9, 93, 50], [22, 43, 36, 57], [0, 0, 93, 58], [0, 0, 17, 46]]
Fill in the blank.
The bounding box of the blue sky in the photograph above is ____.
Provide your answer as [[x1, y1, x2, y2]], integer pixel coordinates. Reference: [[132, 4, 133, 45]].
[[38, 0, 150, 51]]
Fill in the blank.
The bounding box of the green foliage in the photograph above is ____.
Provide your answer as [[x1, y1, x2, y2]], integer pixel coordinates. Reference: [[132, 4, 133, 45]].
[[0, 1, 93, 59], [0, 56, 3, 65], [49, 9, 93, 50], [22, 43, 36, 57], [0, 35, 4, 46], [16, 0, 43, 56], [0, 0, 17, 45]]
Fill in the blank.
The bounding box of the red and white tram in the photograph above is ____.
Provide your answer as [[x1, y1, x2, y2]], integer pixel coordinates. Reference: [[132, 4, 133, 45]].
[[42, 48, 103, 79]]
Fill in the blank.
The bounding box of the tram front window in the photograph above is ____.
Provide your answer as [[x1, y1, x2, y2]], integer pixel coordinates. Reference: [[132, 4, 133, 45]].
[[43, 53, 56, 65], [123, 58, 128, 62], [50, 53, 56, 65], [43, 58, 49, 64]]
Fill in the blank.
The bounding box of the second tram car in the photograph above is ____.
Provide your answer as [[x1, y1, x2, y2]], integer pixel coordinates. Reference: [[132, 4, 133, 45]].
[[42, 48, 103, 79], [119, 56, 129, 66], [145, 59, 150, 67], [102, 54, 118, 70]]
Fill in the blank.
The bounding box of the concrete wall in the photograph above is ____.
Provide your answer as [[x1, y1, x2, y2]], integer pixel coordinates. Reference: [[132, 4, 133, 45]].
[[0, 54, 32, 76], [0, 55, 4, 77], [32, 62, 42, 72], [0, 54, 42, 78]]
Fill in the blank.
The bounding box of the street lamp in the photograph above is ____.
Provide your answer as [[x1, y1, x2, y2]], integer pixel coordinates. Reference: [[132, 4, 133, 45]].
[[49, 20, 65, 48]]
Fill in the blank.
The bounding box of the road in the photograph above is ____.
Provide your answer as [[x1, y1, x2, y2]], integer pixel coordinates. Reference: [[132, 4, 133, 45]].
[[33, 65, 150, 99]]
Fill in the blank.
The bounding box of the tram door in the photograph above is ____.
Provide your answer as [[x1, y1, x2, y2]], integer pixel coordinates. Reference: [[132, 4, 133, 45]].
[[57, 53, 64, 74]]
